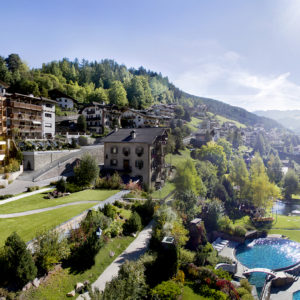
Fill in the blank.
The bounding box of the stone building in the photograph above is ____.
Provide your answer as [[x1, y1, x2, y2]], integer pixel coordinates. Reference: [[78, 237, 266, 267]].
[[103, 128, 168, 189]]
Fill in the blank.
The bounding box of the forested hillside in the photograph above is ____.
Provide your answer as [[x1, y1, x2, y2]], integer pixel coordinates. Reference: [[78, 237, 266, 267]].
[[0, 53, 284, 130]]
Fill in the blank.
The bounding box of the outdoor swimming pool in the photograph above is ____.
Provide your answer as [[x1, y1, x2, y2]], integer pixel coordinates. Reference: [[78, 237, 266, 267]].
[[236, 238, 300, 295], [294, 290, 300, 300]]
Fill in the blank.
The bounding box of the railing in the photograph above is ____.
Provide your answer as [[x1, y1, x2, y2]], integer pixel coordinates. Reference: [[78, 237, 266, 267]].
[[10, 113, 42, 121], [10, 101, 42, 111]]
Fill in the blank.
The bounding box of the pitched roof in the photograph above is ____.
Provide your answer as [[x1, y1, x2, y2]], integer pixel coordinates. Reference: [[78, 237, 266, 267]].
[[103, 128, 167, 144], [48, 89, 78, 103]]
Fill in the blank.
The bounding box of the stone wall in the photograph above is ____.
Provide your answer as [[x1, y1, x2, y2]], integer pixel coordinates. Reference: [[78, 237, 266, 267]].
[[0, 165, 23, 187]]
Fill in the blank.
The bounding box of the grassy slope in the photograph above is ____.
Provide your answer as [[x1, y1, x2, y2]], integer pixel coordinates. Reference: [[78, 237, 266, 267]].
[[207, 112, 246, 128], [186, 117, 203, 132], [165, 148, 193, 168], [151, 181, 175, 199], [0, 189, 119, 214], [0, 203, 96, 246], [24, 236, 134, 300], [182, 285, 206, 300]]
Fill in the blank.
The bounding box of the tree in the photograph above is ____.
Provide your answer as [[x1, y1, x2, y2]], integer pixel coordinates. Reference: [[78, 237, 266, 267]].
[[4, 232, 37, 287], [267, 154, 283, 184], [5, 53, 22, 73], [108, 81, 128, 106], [123, 212, 142, 235], [196, 161, 218, 198], [249, 153, 280, 209], [283, 169, 299, 200], [174, 105, 184, 119], [254, 133, 266, 156], [229, 156, 249, 199], [217, 138, 232, 161], [175, 191, 198, 222], [174, 159, 206, 196], [77, 115, 87, 133], [196, 141, 227, 175], [231, 129, 242, 149], [74, 154, 99, 187], [202, 200, 224, 232]]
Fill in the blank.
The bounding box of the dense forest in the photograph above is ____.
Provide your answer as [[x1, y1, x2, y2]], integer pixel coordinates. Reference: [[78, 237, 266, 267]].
[[0, 53, 283, 129]]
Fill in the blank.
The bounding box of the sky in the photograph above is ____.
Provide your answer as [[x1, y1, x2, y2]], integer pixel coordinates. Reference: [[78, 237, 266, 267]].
[[1, 0, 300, 111]]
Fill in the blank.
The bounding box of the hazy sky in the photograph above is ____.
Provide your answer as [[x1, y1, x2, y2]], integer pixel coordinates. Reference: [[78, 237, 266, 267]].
[[1, 0, 300, 111]]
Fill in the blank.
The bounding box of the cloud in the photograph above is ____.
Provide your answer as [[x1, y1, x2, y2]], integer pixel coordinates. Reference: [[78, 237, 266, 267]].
[[173, 50, 300, 112]]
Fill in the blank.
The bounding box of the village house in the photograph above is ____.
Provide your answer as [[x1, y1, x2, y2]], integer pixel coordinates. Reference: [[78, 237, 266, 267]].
[[120, 108, 161, 128], [48, 89, 78, 110], [1, 93, 56, 139], [80, 102, 121, 134], [102, 128, 168, 189]]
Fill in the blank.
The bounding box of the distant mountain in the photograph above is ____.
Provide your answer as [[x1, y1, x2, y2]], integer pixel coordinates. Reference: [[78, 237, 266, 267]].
[[184, 93, 286, 130], [254, 110, 300, 133]]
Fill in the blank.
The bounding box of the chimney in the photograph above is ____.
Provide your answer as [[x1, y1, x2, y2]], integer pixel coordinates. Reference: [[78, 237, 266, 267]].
[[130, 130, 136, 139]]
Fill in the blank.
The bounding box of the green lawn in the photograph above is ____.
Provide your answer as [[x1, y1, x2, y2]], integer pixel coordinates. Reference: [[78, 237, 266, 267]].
[[182, 285, 206, 300], [0, 203, 97, 246], [268, 229, 300, 243], [151, 181, 175, 199], [207, 112, 246, 128], [0, 189, 119, 214], [165, 148, 193, 168], [272, 215, 300, 229], [24, 236, 134, 300], [186, 117, 203, 132]]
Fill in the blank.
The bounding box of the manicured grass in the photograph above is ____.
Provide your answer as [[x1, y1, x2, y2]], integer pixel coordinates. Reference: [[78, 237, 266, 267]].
[[24, 236, 134, 300], [182, 285, 206, 300], [165, 148, 194, 168], [151, 181, 176, 199], [0, 189, 119, 214], [0, 203, 97, 246], [268, 229, 300, 243], [272, 215, 300, 229]]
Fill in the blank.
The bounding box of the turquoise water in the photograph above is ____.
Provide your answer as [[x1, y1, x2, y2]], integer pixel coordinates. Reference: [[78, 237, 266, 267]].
[[236, 238, 300, 295], [294, 290, 300, 300]]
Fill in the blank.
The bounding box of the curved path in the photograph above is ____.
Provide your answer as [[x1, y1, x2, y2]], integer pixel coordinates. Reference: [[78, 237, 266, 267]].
[[0, 201, 99, 218]]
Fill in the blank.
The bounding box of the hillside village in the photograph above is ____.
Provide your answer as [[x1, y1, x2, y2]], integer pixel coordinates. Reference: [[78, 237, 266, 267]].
[[1, 57, 300, 300]]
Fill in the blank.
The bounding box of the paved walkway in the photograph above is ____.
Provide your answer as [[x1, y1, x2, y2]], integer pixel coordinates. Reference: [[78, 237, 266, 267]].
[[0, 201, 100, 218], [0, 187, 53, 205], [77, 222, 153, 300]]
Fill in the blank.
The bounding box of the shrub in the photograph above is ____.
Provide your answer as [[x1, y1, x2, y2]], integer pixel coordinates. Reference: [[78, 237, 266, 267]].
[[56, 178, 67, 193], [123, 212, 142, 235], [241, 294, 255, 300], [4, 158, 20, 173], [78, 136, 88, 146], [179, 248, 195, 266], [74, 154, 99, 187], [234, 226, 247, 237], [0, 194, 13, 200], [240, 278, 252, 293], [132, 198, 155, 226], [34, 230, 70, 273], [105, 221, 123, 238], [237, 287, 250, 297], [27, 186, 40, 192], [101, 204, 117, 219], [217, 255, 233, 264], [4, 232, 37, 287], [151, 280, 181, 300], [218, 216, 234, 234], [114, 200, 124, 208], [66, 182, 84, 193]]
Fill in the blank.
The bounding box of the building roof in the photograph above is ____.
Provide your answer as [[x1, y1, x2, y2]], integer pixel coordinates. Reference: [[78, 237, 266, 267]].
[[7, 93, 56, 104], [48, 89, 78, 103], [103, 128, 167, 144]]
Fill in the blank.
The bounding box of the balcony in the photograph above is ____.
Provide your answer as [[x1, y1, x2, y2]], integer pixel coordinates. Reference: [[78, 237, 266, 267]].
[[10, 101, 42, 112], [10, 113, 42, 121]]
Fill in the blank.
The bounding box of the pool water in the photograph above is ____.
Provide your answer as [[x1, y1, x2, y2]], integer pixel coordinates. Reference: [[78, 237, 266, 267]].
[[294, 290, 300, 300], [236, 238, 300, 295]]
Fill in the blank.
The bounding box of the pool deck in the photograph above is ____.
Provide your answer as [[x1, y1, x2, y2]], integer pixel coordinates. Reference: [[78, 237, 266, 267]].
[[270, 278, 300, 299]]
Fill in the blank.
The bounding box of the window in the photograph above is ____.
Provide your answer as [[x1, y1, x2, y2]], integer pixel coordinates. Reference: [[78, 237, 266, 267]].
[[46, 103, 53, 108], [135, 160, 144, 170], [65, 99, 67, 102], [45, 113, 52, 118], [110, 159, 118, 166], [123, 147, 130, 156], [45, 123, 52, 128], [135, 146, 144, 157], [111, 146, 118, 154]]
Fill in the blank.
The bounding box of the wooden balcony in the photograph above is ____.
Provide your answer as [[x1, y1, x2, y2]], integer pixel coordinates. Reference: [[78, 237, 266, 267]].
[[10, 101, 42, 112], [10, 113, 42, 121]]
